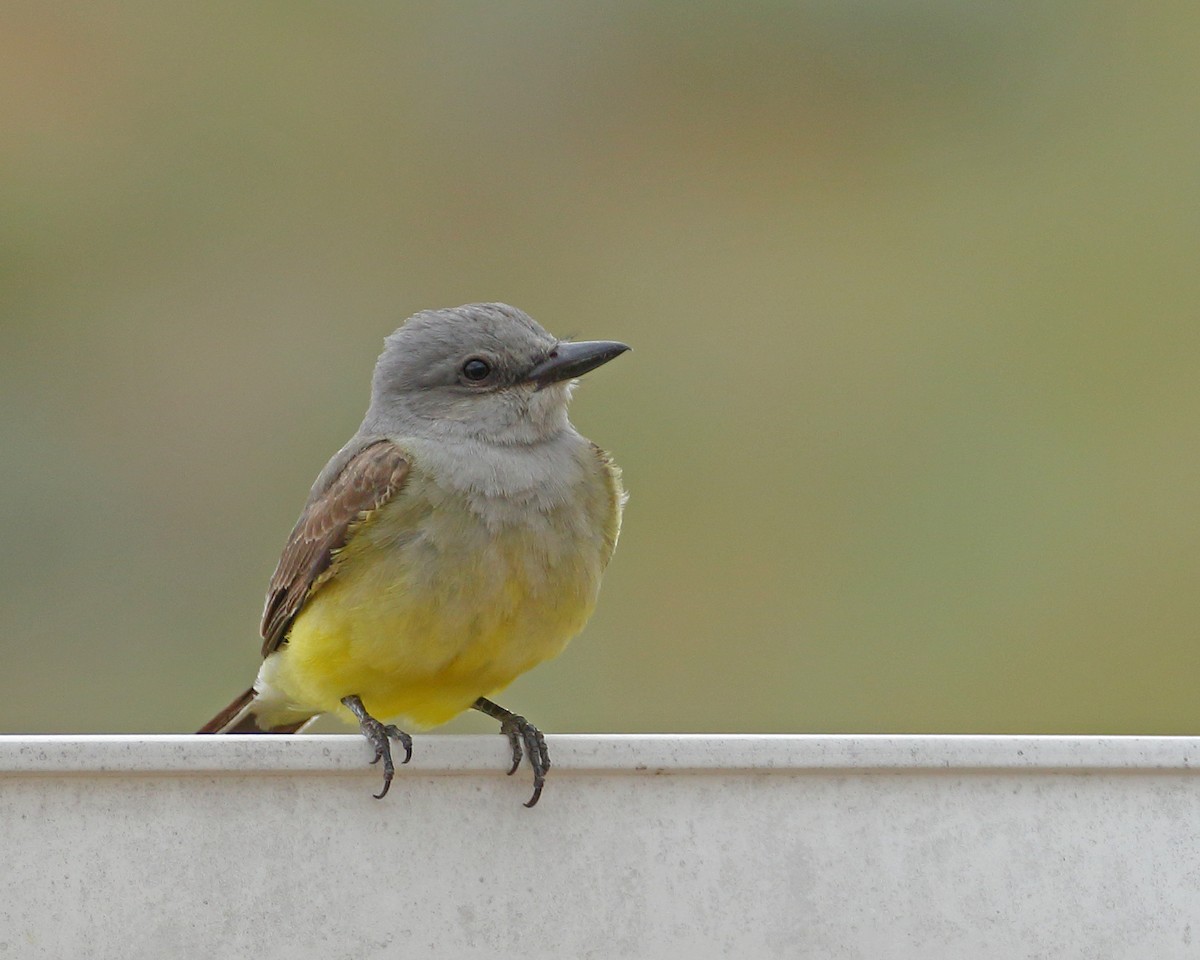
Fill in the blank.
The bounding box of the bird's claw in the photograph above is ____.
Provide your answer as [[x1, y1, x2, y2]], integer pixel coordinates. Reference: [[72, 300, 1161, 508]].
[[341, 695, 412, 799], [499, 713, 551, 808]]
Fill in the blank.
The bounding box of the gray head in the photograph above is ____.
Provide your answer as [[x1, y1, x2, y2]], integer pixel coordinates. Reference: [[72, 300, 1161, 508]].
[[362, 303, 628, 445]]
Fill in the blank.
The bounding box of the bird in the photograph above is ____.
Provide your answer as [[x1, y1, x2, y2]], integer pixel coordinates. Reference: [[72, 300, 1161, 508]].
[[198, 302, 628, 807]]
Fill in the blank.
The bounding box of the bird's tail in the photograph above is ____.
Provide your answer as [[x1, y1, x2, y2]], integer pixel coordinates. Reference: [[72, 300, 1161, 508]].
[[197, 686, 317, 734]]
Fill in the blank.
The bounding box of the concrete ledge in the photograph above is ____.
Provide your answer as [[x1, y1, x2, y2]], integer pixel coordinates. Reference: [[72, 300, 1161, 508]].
[[3, 735, 1199, 959], [8, 732, 1200, 773]]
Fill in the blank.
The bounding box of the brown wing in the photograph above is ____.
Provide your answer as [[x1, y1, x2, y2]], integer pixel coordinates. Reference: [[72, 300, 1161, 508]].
[[259, 440, 410, 657]]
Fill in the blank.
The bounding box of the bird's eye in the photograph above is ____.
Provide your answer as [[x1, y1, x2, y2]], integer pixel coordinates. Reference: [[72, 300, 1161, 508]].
[[461, 358, 492, 382]]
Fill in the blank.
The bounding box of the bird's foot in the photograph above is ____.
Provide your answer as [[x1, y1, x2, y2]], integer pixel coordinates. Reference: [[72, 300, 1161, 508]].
[[341, 695, 412, 799], [500, 714, 550, 808], [472, 697, 551, 807]]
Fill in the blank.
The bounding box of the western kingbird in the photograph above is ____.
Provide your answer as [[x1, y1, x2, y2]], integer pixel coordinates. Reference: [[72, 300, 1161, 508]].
[[199, 303, 627, 806]]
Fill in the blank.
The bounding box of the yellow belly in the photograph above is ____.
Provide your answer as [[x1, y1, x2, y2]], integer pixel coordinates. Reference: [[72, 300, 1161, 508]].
[[261, 464, 615, 730]]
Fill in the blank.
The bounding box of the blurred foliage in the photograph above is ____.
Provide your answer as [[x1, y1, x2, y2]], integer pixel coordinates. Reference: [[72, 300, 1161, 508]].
[[3, 2, 1199, 735]]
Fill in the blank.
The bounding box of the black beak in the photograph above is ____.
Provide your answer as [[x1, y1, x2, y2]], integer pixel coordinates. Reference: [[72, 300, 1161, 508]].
[[525, 340, 630, 390]]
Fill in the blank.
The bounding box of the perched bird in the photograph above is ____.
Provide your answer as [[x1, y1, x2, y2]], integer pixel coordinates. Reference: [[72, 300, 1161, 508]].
[[199, 303, 627, 806]]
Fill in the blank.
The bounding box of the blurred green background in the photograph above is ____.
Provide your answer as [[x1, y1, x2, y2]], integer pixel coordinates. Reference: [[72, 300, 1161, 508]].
[[3, 3, 1198, 736]]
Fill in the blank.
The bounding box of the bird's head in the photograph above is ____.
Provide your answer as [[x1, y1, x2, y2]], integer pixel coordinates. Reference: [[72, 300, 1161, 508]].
[[365, 302, 628, 445]]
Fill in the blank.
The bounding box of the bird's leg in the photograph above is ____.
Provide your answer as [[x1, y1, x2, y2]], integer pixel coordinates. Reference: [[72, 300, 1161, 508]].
[[472, 697, 551, 808], [341, 695, 412, 800]]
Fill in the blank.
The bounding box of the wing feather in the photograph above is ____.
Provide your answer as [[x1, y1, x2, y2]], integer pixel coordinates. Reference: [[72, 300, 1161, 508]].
[[259, 440, 410, 657]]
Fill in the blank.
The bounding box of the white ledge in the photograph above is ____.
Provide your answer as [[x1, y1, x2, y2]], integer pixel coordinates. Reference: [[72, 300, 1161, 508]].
[[5, 734, 1200, 959], [4, 732, 1200, 774]]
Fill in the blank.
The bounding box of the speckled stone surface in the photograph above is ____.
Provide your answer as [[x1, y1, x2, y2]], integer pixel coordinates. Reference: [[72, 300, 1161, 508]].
[[2, 735, 1200, 959]]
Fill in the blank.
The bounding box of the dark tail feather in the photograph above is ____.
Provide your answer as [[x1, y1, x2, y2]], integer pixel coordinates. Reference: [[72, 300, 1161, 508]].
[[197, 687, 315, 734]]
